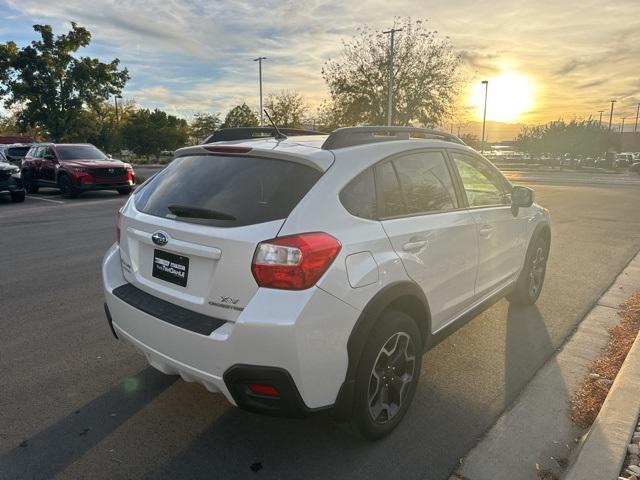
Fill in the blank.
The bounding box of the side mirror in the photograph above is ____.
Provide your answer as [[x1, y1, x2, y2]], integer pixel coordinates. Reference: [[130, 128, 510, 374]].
[[512, 186, 534, 209], [108, 154, 113, 159]]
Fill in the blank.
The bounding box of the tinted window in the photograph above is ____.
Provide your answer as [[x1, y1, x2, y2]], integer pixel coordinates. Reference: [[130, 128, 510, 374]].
[[6, 146, 30, 159], [379, 161, 405, 217], [340, 168, 377, 219], [393, 151, 457, 214], [134, 155, 322, 228], [451, 152, 511, 207], [57, 145, 106, 161]]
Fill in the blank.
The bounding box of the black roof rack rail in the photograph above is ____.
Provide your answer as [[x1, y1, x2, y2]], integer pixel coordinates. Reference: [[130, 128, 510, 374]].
[[204, 127, 326, 144], [321, 126, 466, 150]]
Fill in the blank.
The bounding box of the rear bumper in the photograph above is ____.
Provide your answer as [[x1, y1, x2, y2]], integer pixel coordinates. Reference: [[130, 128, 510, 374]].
[[102, 243, 360, 413]]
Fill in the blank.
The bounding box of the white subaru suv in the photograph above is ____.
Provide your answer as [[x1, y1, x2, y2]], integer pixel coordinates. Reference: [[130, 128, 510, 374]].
[[102, 126, 550, 439]]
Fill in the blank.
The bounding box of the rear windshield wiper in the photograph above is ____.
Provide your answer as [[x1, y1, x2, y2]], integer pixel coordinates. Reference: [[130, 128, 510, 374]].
[[167, 204, 236, 221]]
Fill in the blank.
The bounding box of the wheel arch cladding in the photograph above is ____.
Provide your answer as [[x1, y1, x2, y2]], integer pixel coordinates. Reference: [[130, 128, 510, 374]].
[[332, 281, 430, 420]]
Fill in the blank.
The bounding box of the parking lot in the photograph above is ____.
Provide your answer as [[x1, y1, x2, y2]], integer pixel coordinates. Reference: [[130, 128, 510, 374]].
[[2, 172, 640, 480]]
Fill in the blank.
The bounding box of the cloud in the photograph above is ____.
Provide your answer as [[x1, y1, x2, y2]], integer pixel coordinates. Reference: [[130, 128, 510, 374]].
[[1, 0, 639, 125]]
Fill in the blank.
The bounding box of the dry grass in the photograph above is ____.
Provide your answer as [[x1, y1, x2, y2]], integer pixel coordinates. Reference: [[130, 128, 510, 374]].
[[571, 292, 640, 428]]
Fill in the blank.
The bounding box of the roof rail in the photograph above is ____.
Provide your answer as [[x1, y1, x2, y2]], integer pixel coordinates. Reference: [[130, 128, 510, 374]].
[[204, 127, 326, 144], [321, 126, 466, 150]]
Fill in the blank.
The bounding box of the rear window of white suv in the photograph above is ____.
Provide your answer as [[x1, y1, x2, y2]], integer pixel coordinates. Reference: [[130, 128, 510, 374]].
[[134, 154, 322, 228]]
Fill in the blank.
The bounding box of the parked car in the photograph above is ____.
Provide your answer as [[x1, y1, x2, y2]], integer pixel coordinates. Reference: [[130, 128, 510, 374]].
[[578, 157, 596, 168], [102, 126, 550, 439], [0, 150, 25, 202], [615, 153, 634, 168], [22, 143, 135, 197], [3, 143, 37, 166], [630, 162, 640, 173]]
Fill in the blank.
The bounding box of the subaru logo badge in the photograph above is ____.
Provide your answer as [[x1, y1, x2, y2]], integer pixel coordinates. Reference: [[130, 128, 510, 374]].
[[108, 168, 114, 174], [152, 232, 168, 246]]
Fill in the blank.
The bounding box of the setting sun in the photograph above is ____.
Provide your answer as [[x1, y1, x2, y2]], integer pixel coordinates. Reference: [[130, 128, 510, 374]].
[[470, 72, 536, 123]]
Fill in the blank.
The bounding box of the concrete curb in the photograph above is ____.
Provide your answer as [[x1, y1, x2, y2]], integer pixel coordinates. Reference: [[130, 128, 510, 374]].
[[564, 328, 640, 480]]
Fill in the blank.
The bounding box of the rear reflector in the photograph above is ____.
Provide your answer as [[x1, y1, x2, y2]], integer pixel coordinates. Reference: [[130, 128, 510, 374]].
[[204, 146, 253, 154], [251, 232, 341, 290], [247, 383, 280, 397]]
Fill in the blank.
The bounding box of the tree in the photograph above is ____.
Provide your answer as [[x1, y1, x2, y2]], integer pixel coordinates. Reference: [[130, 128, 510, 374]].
[[459, 133, 482, 150], [264, 91, 308, 128], [121, 108, 188, 158], [322, 17, 461, 127], [515, 119, 618, 160], [189, 112, 221, 144], [0, 23, 129, 141], [222, 103, 259, 128]]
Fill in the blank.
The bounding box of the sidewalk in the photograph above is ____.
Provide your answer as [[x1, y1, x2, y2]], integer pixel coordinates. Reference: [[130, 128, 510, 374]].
[[453, 251, 640, 480]]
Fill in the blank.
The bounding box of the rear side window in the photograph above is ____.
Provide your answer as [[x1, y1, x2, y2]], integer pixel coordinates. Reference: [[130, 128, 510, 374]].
[[377, 151, 457, 218], [392, 151, 457, 214], [340, 168, 377, 219], [134, 155, 322, 228]]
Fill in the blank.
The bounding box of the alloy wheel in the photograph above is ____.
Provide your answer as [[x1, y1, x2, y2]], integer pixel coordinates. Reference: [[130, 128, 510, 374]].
[[528, 246, 546, 297], [368, 331, 416, 424]]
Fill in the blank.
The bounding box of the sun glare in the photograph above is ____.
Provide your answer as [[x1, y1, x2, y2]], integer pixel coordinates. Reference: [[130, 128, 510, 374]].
[[470, 72, 536, 123]]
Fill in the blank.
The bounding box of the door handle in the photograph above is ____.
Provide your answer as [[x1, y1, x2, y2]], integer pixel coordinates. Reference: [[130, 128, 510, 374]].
[[402, 240, 427, 252], [479, 225, 494, 237], [402, 235, 431, 252]]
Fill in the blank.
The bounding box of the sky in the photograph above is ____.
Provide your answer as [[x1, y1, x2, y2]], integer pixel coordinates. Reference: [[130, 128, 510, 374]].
[[1, 0, 639, 140]]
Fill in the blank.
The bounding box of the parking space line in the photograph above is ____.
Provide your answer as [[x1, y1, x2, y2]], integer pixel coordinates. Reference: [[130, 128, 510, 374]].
[[27, 196, 65, 204]]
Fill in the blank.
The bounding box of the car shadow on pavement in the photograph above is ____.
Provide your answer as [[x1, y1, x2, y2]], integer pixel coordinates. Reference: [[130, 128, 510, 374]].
[[504, 302, 557, 404], [144, 386, 490, 480], [0, 367, 176, 479]]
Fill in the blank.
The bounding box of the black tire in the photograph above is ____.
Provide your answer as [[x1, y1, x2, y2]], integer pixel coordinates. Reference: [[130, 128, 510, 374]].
[[117, 187, 132, 195], [10, 190, 26, 203], [58, 174, 78, 198], [350, 309, 423, 440], [507, 234, 549, 305], [22, 171, 39, 194]]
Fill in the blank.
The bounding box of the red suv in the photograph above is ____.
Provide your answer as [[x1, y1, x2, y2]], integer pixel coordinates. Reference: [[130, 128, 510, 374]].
[[22, 143, 135, 197]]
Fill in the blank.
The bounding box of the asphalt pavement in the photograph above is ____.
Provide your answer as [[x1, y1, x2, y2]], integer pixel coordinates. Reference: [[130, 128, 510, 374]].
[[1, 172, 640, 480]]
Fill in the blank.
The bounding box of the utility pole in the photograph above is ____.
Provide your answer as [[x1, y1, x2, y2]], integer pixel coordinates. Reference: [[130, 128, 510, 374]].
[[621, 116, 627, 133], [481, 80, 489, 153], [597, 110, 604, 128], [253, 57, 267, 127], [457, 125, 461, 137], [383, 27, 402, 126], [634, 103, 639, 133], [608, 99, 616, 130]]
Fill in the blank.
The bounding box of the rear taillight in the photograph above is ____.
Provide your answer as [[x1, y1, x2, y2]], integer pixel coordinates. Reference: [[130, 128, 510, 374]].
[[251, 232, 341, 290], [116, 210, 121, 243]]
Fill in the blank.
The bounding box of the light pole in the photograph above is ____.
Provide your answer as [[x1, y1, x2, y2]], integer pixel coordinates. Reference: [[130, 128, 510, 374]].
[[253, 57, 267, 127], [621, 116, 627, 133], [481, 80, 489, 153], [608, 99, 616, 130], [114, 95, 122, 125], [634, 103, 639, 133], [597, 110, 604, 128], [383, 27, 402, 126]]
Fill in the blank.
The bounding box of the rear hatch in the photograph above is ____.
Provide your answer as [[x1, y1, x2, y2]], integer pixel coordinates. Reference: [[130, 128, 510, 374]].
[[118, 150, 323, 321]]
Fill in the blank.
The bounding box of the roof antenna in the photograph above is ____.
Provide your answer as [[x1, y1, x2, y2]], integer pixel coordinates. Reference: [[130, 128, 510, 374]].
[[263, 109, 287, 140]]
